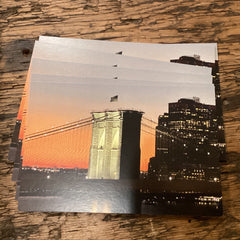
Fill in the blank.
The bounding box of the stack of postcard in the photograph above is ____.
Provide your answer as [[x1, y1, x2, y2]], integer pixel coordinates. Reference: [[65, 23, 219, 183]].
[[9, 37, 225, 215]]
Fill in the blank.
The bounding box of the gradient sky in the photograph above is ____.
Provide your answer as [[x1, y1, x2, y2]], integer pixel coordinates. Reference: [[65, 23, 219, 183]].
[[39, 36, 218, 62], [26, 74, 215, 133], [23, 72, 215, 171], [30, 58, 212, 87], [33, 41, 211, 77], [22, 39, 218, 170]]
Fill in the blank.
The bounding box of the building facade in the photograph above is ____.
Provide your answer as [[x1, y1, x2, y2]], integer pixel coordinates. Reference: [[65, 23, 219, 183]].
[[170, 56, 225, 161], [155, 98, 218, 161], [148, 97, 220, 180], [148, 55, 224, 182]]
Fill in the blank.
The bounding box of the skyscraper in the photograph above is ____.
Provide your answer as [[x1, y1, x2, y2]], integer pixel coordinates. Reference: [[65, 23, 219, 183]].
[[155, 98, 219, 163], [170, 55, 225, 161], [148, 54, 224, 182]]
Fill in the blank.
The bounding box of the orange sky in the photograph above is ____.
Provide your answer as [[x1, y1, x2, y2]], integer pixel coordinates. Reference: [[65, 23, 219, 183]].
[[17, 73, 155, 171], [22, 125, 155, 171], [23, 126, 92, 169], [16, 71, 159, 171]]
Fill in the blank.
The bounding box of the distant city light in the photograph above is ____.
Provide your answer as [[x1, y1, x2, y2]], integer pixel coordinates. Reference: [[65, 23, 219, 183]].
[[169, 176, 173, 181]]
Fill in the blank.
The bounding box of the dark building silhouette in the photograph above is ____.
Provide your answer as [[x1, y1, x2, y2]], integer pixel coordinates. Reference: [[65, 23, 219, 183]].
[[170, 55, 225, 161], [148, 55, 224, 184], [149, 97, 220, 182], [8, 120, 22, 162], [8, 119, 23, 181], [155, 98, 218, 162]]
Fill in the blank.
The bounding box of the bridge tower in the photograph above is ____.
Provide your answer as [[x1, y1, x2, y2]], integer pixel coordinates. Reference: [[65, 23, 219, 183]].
[[88, 110, 143, 180]]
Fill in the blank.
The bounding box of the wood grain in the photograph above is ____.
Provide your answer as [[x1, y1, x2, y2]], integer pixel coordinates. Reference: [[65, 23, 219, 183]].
[[1, 0, 240, 239]]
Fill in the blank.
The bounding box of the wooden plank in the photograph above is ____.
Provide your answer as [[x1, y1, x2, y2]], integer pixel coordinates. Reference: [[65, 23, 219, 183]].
[[0, 0, 240, 239]]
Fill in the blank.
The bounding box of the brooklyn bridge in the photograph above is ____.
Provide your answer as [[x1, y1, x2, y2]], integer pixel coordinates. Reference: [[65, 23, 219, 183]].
[[24, 114, 181, 144], [21, 111, 184, 170], [8, 106, 222, 215]]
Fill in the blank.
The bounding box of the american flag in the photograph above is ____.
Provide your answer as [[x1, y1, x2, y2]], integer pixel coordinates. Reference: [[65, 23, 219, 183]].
[[110, 95, 118, 102]]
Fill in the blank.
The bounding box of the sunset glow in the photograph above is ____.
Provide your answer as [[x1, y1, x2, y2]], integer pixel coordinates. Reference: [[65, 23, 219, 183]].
[[22, 120, 155, 171], [18, 55, 213, 172]]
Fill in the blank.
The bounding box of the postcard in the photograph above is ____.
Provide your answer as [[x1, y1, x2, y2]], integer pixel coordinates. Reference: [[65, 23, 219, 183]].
[[9, 39, 225, 216]]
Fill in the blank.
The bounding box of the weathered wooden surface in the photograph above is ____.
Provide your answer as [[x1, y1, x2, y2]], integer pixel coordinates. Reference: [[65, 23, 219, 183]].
[[0, 0, 240, 239]]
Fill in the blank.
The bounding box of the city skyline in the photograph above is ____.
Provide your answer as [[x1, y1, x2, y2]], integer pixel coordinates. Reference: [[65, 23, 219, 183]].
[[10, 38, 223, 215]]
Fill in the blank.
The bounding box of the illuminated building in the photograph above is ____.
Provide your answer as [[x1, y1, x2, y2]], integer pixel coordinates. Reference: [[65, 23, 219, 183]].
[[155, 97, 218, 162], [148, 54, 224, 183], [148, 97, 221, 183], [170, 55, 225, 161]]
